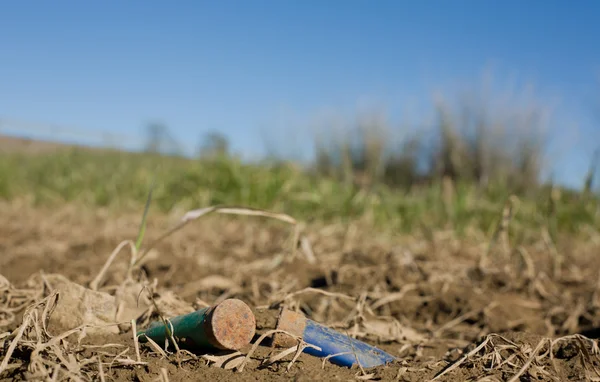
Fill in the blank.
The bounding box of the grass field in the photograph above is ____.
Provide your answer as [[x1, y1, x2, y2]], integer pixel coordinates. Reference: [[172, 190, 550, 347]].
[[2, 135, 600, 381]]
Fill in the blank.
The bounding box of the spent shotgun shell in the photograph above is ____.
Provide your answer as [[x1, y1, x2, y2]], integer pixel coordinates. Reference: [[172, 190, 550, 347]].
[[273, 308, 396, 368], [138, 298, 256, 351]]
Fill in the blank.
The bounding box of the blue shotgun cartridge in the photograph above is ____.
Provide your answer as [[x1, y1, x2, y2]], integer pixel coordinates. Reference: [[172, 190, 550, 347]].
[[272, 308, 397, 368]]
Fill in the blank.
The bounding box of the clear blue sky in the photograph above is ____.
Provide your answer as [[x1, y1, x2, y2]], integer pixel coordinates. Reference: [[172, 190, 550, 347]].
[[0, 0, 598, 188]]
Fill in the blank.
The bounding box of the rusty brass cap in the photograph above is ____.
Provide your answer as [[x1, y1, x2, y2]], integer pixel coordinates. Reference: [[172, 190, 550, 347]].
[[204, 299, 256, 350], [272, 308, 307, 348]]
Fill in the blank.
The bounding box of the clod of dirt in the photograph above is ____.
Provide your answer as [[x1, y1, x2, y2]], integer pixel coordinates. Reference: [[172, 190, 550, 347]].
[[44, 274, 146, 335], [554, 341, 580, 360], [484, 293, 547, 334], [148, 290, 195, 317], [362, 317, 426, 343], [253, 307, 279, 332]]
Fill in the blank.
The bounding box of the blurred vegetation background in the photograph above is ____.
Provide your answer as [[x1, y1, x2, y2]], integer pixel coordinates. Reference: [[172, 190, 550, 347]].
[[1, 84, 598, 241]]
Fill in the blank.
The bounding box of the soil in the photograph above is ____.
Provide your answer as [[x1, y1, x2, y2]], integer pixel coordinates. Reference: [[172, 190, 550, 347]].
[[0, 134, 82, 155], [2, 200, 600, 381]]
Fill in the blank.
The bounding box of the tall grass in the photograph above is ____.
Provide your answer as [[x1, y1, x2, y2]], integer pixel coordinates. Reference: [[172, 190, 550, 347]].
[[0, 141, 597, 239], [311, 89, 549, 195], [0, 80, 596, 238]]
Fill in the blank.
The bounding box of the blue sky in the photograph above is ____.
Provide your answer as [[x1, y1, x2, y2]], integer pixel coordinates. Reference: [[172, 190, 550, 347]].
[[0, 0, 598, 188]]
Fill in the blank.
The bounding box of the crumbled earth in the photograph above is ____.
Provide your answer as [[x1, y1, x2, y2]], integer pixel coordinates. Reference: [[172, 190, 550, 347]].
[[2, 201, 600, 381]]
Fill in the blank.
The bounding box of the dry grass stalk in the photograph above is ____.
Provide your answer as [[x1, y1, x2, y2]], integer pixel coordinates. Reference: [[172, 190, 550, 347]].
[[140, 284, 182, 362], [583, 148, 599, 196], [202, 351, 245, 370], [281, 287, 355, 304], [0, 311, 32, 373], [236, 329, 321, 373], [369, 284, 417, 311], [442, 176, 455, 225], [320, 352, 353, 369], [89, 240, 137, 291], [0, 288, 143, 381], [540, 227, 562, 279], [299, 235, 317, 264], [263, 345, 299, 365], [433, 333, 600, 381], [515, 246, 536, 281], [505, 338, 549, 382], [3, 194, 600, 380], [480, 195, 517, 268], [133, 205, 298, 268], [159, 367, 170, 382], [432, 334, 494, 380], [144, 335, 169, 358], [434, 306, 491, 338], [0, 274, 44, 328], [131, 319, 141, 363], [97, 356, 106, 382]]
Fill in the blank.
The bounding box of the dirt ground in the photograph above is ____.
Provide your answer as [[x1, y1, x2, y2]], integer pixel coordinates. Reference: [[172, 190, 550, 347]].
[[0, 134, 81, 155], [2, 200, 600, 381]]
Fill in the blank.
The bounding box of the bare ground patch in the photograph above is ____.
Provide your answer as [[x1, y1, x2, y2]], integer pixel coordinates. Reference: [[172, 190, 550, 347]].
[[2, 201, 600, 381]]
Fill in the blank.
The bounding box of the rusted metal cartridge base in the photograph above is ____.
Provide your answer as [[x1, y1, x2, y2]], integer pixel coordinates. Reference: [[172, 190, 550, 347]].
[[138, 298, 256, 351]]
